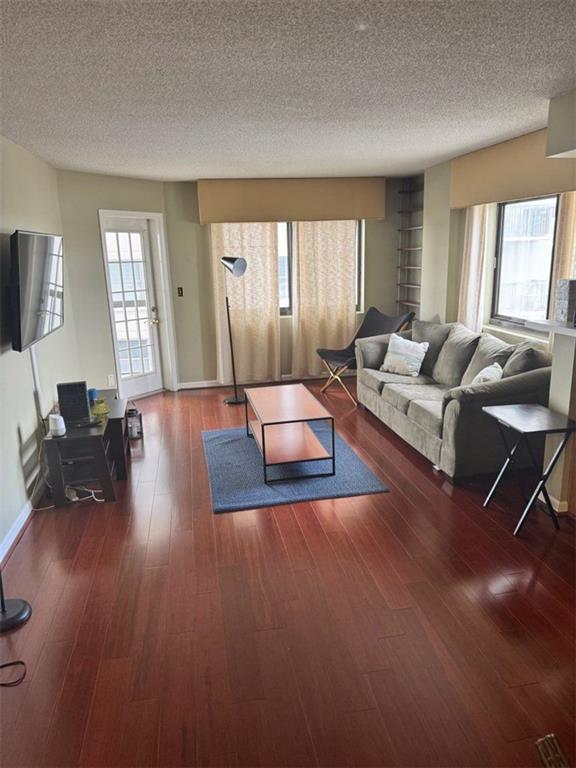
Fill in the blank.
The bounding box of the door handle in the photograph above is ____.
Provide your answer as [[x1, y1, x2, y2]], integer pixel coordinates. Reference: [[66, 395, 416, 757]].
[[150, 318, 160, 325]]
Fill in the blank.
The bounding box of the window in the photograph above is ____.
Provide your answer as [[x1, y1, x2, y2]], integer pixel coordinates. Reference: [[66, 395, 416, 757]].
[[277, 220, 363, 314], [492, 196, 559, 323], [277, 222, 292, 315]]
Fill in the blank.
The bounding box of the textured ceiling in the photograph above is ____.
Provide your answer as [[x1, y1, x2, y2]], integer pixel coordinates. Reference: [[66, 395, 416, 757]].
[[1, 0, 575, 180]]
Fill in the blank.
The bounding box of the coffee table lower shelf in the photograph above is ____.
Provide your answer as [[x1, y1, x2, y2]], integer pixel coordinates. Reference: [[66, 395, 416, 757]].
[[246, 418, 335, 484]]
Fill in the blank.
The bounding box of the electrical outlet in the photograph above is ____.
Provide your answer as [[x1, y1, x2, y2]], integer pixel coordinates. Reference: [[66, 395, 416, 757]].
[[108, 373, 116, 387], [177, 286, 184, 297]]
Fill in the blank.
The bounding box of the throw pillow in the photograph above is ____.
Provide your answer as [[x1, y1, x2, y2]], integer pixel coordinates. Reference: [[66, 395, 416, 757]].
[[381, 334, 429, 377], [461, 334, 514, 385], [412, 320, 454, 377], [502, 342, 551, 378], [471, 362, 503, 385], [432, 324, 480, 387]]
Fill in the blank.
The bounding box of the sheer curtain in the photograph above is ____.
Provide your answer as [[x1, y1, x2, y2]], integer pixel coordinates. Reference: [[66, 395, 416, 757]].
[[291, 220, 358, 377], [211, 223, 280, 384], [549, 191, 576, 320], [457, 204, 497, 332]]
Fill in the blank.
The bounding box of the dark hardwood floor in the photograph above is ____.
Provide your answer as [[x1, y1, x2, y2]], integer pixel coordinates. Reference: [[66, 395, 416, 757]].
[[1, 382, 574, 767]]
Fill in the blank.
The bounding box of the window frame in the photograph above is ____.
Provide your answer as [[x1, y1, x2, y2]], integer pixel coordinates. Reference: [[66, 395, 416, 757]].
[[356, 219, 365, 313], [491, 194, 560, 327], [278, 220, 363, 316], [279, 222, 293, 317]]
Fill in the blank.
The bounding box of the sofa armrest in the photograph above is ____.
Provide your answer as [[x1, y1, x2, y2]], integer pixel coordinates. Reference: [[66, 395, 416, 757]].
[[439, 367, 551, 479], [442, 367, 552, 413], [355, 329, 413, 370]]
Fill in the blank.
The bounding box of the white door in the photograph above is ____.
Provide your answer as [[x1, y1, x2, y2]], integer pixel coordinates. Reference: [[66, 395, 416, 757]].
[[100, 215, 163, 398]]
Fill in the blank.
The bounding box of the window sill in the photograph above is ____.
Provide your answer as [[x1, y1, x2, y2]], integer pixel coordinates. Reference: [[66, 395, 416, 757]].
[[483, 323, 549, 347], [280, 310, 365, 319]]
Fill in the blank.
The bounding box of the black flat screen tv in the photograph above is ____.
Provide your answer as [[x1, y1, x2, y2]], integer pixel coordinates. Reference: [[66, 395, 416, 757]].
[[10, 230, 64, 352]]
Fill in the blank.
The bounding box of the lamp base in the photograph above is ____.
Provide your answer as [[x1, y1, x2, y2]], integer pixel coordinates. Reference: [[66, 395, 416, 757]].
[[224, 395, 246, 406], [0, 599, 32, 633]]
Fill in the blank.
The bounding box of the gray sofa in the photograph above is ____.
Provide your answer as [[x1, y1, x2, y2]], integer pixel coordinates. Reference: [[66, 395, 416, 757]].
[[355, 321, 552, 480]]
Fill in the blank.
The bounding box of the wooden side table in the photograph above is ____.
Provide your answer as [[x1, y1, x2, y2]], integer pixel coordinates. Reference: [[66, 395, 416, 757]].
[[43, 391, 129, 507], [44, 421, 116, 506], [482, 404, 576, 536]]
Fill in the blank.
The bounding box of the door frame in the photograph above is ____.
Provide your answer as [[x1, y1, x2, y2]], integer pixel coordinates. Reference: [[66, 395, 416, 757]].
[[98, 209, 179, 395]]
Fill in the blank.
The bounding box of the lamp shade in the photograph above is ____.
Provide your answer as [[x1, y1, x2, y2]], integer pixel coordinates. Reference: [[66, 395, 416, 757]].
[[221, 256, 247, 277]]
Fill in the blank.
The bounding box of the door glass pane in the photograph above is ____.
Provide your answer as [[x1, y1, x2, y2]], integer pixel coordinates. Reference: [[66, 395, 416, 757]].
[[118, 233, 132, 261], [124, 291, 137, 320], [127, 320, 140, 341], [130, 233, 143, 260], [142, 345, 153, 373], [109, 263, 122, 292], [139, 319, 150, 343], [103, 228, 157, 381], [106, 232, 119, 261], [122, 262, 135, 290], [113, 305, 125, 324], [130, 345, 143, 374], [133, 262, 145, 289], [136, 291, 148, 319]]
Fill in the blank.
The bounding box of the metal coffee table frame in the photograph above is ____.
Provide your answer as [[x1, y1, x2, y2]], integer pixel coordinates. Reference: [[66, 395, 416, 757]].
[[244, 398, 335, 485]]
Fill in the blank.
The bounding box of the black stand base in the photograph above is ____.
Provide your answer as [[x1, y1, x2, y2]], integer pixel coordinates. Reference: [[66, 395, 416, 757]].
[[224, 395, 246, 406], [0, 599, 32, 633]]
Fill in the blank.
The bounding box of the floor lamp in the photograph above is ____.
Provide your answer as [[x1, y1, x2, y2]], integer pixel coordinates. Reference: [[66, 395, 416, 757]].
[[0, 569, 31, 633], [221, 256, 247, 405]]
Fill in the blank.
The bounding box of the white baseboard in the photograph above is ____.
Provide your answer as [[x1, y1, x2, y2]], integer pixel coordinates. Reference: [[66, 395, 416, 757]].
[[178, 374, 350, 390], [0, 499, 34, 565], [0, 476, 47, 565], [539, 491, 569, 514], [178, 379, 221, 390]]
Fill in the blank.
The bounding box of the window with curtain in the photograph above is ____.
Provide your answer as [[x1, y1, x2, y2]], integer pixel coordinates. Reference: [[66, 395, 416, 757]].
[[291, 220, 359, 377], [211, 219, 362, 383], [211, 222, 281, 384], [277, 221, 363, 315]]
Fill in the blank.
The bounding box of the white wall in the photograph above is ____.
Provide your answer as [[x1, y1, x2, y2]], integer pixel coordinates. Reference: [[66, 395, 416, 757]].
[[0, 137, 82, 547]]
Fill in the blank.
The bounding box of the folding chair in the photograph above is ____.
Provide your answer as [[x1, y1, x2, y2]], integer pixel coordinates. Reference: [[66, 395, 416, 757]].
[[316, 308, 414, 405]]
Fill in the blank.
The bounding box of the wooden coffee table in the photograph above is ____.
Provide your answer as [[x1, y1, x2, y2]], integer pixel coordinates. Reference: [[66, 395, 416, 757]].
[[244, 383, 335, 483]]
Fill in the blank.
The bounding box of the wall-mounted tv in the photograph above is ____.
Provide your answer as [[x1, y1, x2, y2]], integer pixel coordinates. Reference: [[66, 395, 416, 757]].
[[10, 230, 64, 352]]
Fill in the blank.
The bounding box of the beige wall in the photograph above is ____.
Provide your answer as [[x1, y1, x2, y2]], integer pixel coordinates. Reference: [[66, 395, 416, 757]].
[[197, 177, 387, 224], [364, 178, 401, 317], [421, 162, 465, 322], [546, 89, 576, 159], [0, 137, 82, 545], [57, 171, 165, 389], [450, 130, 576, 209], [163, 182, 216, 383]]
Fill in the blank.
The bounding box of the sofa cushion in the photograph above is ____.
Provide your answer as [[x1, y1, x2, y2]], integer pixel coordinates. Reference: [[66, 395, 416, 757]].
[[407, 399, 443, 438], [502, 341, 551, 378], [412, 320, 454, 377], [381, 334, 429, 377], [359, 368, 433, 394], [471, 362, 503, 385], [461, 334, 514, 385], [382, 383, 448, 414], [432, 324, 481, 387]]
